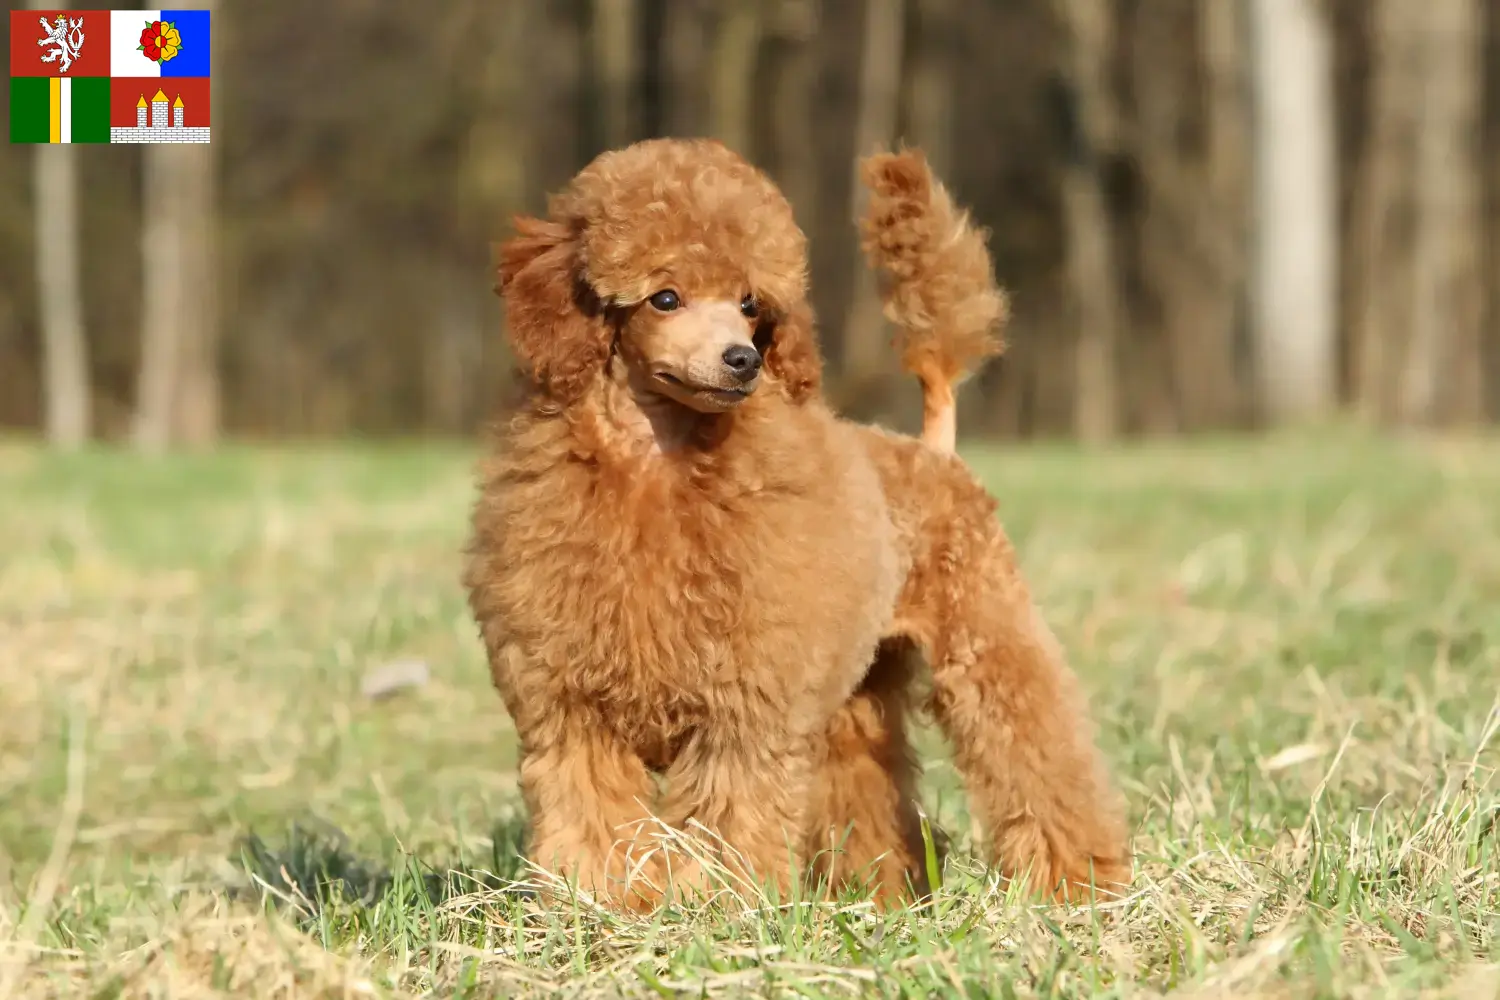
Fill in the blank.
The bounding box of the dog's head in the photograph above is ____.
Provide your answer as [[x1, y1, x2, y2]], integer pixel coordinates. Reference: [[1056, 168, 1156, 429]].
[[494, 138, 823, 411]]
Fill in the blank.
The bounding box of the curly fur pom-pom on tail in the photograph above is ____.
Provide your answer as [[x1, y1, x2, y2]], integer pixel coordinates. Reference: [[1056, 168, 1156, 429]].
[[858, 149, 1007, 453]]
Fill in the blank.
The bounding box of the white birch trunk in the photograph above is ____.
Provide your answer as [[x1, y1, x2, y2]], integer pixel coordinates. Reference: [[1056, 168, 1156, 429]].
[[1250, 0, 1338, 421], [33, 144, 90, 448]]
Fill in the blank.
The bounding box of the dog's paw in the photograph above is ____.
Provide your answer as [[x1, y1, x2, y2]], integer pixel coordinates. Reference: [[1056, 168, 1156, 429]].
[[994, 821, 1133, 905], [1045, 852, 1133, 904]]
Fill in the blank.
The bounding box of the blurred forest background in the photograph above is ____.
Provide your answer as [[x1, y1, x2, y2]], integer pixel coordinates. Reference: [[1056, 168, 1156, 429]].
[[2, 0, 1499, 448]]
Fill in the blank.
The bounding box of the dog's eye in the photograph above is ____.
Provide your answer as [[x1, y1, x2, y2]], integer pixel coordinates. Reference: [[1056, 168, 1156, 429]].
[[648, 290, 681, 312], [740, 294, 759, 319]]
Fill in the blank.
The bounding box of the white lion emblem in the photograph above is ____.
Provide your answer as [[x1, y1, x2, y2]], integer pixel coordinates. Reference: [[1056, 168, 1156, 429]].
[[38, 14, 86, 74]]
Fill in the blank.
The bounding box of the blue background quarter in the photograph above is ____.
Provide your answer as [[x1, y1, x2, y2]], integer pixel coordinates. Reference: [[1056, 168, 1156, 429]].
[[159, 9, 210, 77]]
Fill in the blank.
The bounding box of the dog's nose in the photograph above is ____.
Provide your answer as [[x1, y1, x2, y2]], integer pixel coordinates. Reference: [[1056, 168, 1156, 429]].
[[722, 344, 762, 382]]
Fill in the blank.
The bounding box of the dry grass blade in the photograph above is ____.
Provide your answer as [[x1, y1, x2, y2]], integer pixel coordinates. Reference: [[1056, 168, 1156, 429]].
[[0, 684, 93, 1000]]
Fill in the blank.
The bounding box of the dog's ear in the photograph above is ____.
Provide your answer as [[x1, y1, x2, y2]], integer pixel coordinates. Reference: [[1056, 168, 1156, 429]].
[[494, 216, 611, 402], [757, 299, 823, 403]]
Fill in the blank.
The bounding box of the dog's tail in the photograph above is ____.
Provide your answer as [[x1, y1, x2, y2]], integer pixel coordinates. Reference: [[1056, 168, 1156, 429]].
[[858, 149, 1008, 453]]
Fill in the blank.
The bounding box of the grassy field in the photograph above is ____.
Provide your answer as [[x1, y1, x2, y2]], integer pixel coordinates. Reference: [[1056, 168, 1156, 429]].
[[0, 428, 1497, 998]]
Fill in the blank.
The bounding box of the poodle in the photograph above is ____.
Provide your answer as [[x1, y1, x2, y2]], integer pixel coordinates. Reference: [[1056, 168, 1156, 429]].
[[463, 137, 1131, 912]]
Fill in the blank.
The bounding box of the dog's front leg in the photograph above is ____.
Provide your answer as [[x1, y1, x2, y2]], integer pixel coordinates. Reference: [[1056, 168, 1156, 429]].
[[517, 718, 665, 913], [654, 728, 811, 905]]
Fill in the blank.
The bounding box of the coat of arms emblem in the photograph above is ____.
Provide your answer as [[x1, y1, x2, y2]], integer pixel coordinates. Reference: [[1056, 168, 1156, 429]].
[[36, 14, 86, 74]]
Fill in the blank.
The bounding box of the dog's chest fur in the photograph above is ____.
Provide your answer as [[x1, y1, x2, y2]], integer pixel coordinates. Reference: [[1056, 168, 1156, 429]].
[[476, 413, 902, 761]]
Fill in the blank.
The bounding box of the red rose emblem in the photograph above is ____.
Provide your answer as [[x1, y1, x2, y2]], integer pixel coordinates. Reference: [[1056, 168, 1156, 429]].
[[139, 21, 163, 60], [137, 20, 182, 63]]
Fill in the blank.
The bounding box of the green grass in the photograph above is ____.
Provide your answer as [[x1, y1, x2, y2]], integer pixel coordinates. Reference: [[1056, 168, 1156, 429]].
[[0, 428, 1497, 997]]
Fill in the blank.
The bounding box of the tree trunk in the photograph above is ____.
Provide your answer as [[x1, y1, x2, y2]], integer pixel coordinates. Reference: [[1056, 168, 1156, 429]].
[[133, 147, 186, 452], [1053, 0, 1122, 443], [174, 142, 219, 447], [459, 0, 531, 421], [1123, 4, 1188, 435], [1400, 0, 1482, 425], [591, 0, 639, 150], [1250, 0, 1338, 422], [1351, 0, 1483, 426], [1348, 0, 1415, 421], [661, 0, 711, 136], [758, 0, 821, 216], [842, 0, 906, 392], [1486, 0, 1500, 422], [1198, 0, 1253, 426], [1128, 0, 1250, 434], [29, 0, 89, 448], [526, 0, 588, 201], [133, 142, 218, 451], [901, 0, 954, 176], [33, 144, 90, 448], [708, 0, 763, 155], [132, 0, 218, 451]]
